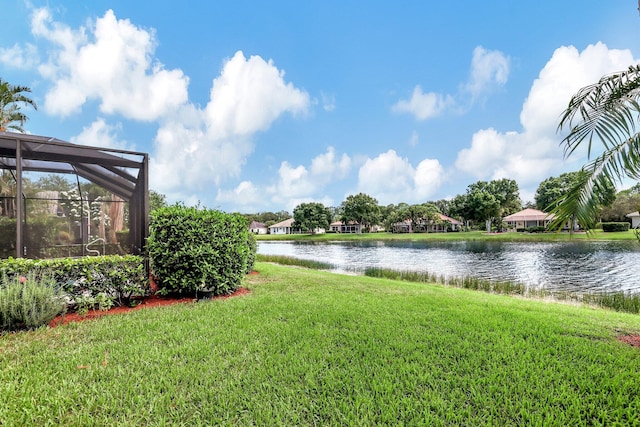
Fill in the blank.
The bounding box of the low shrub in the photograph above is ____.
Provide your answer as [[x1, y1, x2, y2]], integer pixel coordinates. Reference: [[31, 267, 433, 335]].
[[526, 226, 547, 233], [246, 233, 257, 274], [148, 204, 254, 296], [601, 222, 630, 232], [0, 255, 148, 309], [0, 272, 66, 332]]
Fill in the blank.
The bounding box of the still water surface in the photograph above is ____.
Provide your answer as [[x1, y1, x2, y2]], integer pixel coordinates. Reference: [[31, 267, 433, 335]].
[[258, 240, 640, 294]]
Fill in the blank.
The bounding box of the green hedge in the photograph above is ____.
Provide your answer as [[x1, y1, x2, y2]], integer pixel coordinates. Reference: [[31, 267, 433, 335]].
[[601, 222, 630, 232], [0, 255, 148, 309], [147, 205, 253, 296], [516, 226, 547, 233]]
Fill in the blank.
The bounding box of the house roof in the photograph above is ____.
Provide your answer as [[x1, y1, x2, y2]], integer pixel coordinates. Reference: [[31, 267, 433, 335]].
[[503, 208, 553, 221], [439, 214, 462, 225], [330, 220, 360, 226], [269, 218, 295, 228], [249, 221, 267, 229], [626, 211, 640, 218]]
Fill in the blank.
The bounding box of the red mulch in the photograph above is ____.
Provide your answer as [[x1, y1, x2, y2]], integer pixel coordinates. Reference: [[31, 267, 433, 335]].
[[49, 287, 251, 327], [618, 335, 640, 348]]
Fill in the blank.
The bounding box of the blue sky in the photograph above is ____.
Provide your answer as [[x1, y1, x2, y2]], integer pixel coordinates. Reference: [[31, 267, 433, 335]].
[[2, 1, 639, 213]]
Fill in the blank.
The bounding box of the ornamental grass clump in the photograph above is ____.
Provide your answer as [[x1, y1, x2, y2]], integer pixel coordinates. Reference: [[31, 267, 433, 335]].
[[0, 272, 66, 332], [148, 204, 254, 296]]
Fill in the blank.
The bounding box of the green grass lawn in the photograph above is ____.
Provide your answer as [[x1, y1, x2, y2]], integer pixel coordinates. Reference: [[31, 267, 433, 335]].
[[257, 229, 638, 242], [2, 263, 640, 425]]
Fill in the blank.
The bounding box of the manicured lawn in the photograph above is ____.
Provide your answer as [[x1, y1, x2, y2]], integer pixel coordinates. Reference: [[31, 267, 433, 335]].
[[257, 229, 638, 242], [2, 263, 640, 425]]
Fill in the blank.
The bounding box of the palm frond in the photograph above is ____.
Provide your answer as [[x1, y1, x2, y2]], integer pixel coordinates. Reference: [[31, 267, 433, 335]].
[[558, 65, 640, 158], [553, 66, 640, 230], [549, 132, 640, 231]]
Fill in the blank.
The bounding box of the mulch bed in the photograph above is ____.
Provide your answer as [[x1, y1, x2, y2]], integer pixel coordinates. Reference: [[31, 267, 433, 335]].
[[618, 334, 640, 348], [49, 287, 251, 327]]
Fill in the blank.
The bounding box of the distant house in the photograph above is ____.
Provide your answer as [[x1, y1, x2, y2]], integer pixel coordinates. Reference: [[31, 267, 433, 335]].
[[330, 221, 362, 233], [269, 218, 298, 235], [268, 218, 325, 235], [626, 211, 640, 228], [391, 214, 462, 233], [503, 208, 553, 230], [249, 221, 268, 235]]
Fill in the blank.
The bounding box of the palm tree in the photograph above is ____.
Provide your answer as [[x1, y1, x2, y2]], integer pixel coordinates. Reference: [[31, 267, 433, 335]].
[[0, 78, 38, 133], [550, 65, 640, 232]]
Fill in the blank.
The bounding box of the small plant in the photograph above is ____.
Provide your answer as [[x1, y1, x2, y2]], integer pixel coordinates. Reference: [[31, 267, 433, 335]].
[[75, 293, 96, 316], [94, 292, 114, 311], [0, 272, 66, 332]]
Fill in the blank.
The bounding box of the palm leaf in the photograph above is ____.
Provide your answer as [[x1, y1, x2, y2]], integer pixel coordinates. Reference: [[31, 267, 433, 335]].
[[552, 66, 640, 231]]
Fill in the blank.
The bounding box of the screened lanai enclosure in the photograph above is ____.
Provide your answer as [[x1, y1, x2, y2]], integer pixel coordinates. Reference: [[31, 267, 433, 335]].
[[0, 131, 149, 259]]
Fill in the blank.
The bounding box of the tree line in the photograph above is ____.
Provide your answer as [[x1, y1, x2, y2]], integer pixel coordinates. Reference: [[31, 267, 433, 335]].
[[247, 173, 638, 234]]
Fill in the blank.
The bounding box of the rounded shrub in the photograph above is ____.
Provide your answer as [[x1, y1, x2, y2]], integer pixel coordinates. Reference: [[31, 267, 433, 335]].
[[147, 204, 253, 296]]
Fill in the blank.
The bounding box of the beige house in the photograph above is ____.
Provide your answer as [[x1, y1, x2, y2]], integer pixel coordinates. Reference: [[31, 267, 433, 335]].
[[268, 218, 298, 235], [626, 211, 640, 228], [330, 221, 362, 233], [249, 221, 268, 234], [391, 214, 463, 233], [503, 208, 553, 230], [269, 218, 325, 235]]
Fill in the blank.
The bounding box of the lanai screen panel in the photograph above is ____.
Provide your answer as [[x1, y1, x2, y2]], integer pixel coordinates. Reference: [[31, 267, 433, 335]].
[[0, 131, 149, 258]]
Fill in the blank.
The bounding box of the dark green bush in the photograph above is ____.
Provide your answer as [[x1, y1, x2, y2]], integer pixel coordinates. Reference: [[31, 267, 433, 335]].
[[0, 255, 148, 309], [526, 226, 547, 233], [147, 205, 254, 296], [601, 222, 630, 232], [0, 272, 66, 332], [246, 232, 257, 274]]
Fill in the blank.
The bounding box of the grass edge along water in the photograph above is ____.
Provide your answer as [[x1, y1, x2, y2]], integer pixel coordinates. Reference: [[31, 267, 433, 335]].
[[258, 253, 640, 315]]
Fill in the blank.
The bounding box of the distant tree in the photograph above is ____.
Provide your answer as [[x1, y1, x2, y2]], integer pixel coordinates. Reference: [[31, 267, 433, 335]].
[[340, 193, 380, 233], [242, 211, 291, 227], [0, 78, 38, 133], [466, 188, 500, 232], [458, 179, 521, 231], [293, 202, 332, 234], [149, 190, 167, 213], [535, 171, 615, 215], [449, 193, 471, 226], [431, 199, 452, 217], [396, 203, 441, 232], [380, 203, 405, 231], [487, 178, 521, 217], [31, 174, 73, 193], [600, 184, 640, 222]]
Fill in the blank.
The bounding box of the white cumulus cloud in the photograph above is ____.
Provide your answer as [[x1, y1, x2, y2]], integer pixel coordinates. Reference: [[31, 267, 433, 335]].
[[357, 150, 445, 204], [0, 43, 39, 69], [455, 42, 638, 190], [30, 8, 189, 120], [266, 147, 352, 208], [216, 181, 265, 212], [152, 51, 311, 199], [392, 86, 455, 120], [205, 51, 309, 139], [464, 46, 510, 99], [393, 46, 509, 120], [70, 118, 131, 150]]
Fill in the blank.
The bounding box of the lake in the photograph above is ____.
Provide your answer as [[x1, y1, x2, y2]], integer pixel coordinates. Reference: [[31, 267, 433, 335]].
[[258, 240, 640, 294]]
